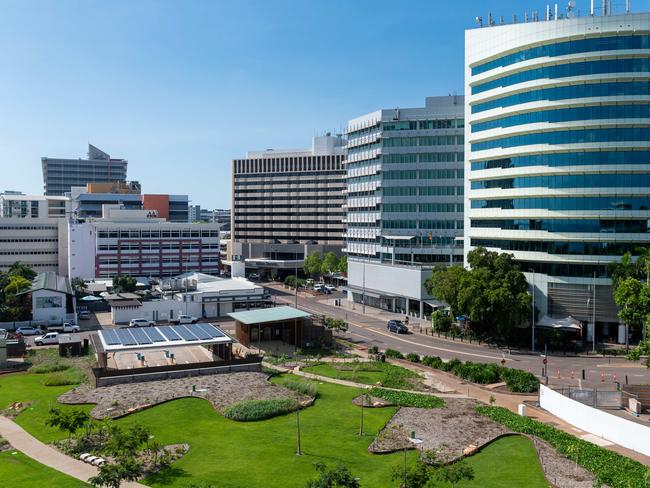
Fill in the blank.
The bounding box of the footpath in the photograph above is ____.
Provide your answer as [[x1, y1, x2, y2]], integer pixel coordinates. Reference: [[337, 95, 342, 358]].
[[0, 416, 147, 488]]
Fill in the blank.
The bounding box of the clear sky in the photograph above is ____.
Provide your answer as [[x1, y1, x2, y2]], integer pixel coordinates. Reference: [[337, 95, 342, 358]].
[[0, 0, 644, 208]]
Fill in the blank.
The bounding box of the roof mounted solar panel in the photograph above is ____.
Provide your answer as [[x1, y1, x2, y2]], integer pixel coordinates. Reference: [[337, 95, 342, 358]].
[[158, 326, 182, 341], [175, 325, 199, 341], [101, 329, 121, 345], [130, 327, 153, 345], [186, 323, 212, 340], [116, 328, 137, 346], [195, 322, 224, 339], [143, 327, 165, 342]]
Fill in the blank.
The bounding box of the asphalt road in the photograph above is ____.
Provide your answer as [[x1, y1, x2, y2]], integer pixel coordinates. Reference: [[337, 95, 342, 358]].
[[265, 285, 650, 388]]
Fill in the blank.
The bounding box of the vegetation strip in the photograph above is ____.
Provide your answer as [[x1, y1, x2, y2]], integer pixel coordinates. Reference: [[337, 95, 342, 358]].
[[367, 388, 444, 409], [476, 406, 649, 488]]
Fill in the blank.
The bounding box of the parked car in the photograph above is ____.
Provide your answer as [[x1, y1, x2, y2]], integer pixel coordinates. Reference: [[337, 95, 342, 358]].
[[78, 310, 91, 320], [34, 332, 59, 346], [170, 314, 199, 325], [248, 273, 260, 281], [129, 318, 155, 327], [48, 322, 80, 333], [15, 326, 43, 336], [387, 320, 408, 334], [324, 284, 336, 292]]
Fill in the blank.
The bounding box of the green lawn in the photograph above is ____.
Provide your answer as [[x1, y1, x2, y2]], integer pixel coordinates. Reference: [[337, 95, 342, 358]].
[[0, 449, 89, 487], [302, 361, 422, 390], [0, 363, 550, 488], [458, 435, 548, 488]]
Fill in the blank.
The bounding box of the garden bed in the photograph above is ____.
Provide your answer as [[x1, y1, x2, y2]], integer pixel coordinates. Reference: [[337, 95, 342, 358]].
[[58, 371, 313, 419]]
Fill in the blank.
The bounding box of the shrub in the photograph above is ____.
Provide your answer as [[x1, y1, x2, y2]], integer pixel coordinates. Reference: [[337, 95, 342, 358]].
[[368, 388, 444, 409], [384, 349, 404, 359], [441, 357, 461, 372], [278, 379, 318, 398], [368, 346, 379, 355], [422, 355, 444, 369], [380, 366, 420, 390], [477, 406, 648, 488], [32, 362, 70, 374], [43, 373, 77, 386], [223, 398, 299, 421], [499, 368, 539, 393], [405, 353, 420, 363]]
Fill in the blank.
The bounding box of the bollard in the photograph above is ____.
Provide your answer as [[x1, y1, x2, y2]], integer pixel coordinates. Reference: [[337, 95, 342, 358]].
[[626, 375, 629, 385], [556, 369, 560, 379], [582, 369, 586, 380], [571, 370, 575, 380], [613, 372, 617, 382], [600, 372, 605, 382]]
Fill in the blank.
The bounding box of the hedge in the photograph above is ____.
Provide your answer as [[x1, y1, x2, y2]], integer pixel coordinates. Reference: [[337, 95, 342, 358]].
[[384, 349, 404, 359], [477, 406, 649, 488], [368, 388, 444, 409], [278, 379, 318, 398], [420, 356, 539, 393], [223, 398, 299, 421]]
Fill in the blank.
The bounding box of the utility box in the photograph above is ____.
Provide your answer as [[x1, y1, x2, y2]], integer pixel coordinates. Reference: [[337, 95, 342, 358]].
[[518, 404, 527, 417]]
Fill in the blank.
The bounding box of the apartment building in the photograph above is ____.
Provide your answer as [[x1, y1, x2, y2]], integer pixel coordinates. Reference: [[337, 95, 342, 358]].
[[0, 194, 68, 219], [68, 205, 219, 280], [42, 144, 128, 196], [0, 219, 67, 275], [345, 96, 465, 318], [230, 134, 346, 276], [465, 9, 650, 341]]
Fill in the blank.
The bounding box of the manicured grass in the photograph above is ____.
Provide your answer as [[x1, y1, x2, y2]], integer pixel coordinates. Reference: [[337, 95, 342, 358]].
[[302, 361, 422, 390], [457, 435, 548, 488], [0, 449, 89, 487]]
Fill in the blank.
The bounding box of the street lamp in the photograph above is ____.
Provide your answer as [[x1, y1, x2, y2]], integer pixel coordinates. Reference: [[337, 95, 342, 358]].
[[529, 268, 535, 352]]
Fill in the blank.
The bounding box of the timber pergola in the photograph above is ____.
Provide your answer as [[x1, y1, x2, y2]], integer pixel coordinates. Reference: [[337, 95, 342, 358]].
[[228, 306, 311, 352]]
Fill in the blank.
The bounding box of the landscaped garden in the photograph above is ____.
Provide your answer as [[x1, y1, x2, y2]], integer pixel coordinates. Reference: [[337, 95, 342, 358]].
[[0, 449, 89, 487], [301, 360, 427, 391]]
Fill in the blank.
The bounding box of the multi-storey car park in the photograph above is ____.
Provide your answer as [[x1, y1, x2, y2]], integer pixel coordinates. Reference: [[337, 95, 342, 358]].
[[345, 96, 465, 318], [465, 8, 650, 342]]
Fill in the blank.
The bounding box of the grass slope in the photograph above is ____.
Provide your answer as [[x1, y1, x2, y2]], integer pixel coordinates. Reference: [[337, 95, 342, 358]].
[[302, 361, 421, 390], [0, 450, 89, 487]]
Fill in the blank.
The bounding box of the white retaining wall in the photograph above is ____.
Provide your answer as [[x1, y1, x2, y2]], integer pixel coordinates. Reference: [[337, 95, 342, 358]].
[[539, 384, 650, 457]]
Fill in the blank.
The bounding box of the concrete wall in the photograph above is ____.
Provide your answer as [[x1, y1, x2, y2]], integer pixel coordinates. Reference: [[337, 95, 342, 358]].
[[68, 222, 97, 280], [539, 385, 650, 457], [31, 289, 68, 324], [347, 259, 432, 301]]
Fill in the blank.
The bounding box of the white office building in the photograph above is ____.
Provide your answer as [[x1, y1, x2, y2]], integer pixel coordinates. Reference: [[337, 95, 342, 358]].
[[0, 219, 67, 275], [345, 96, 465, 318], [465, 8, 650, 341], [0, 194, 68, 219]]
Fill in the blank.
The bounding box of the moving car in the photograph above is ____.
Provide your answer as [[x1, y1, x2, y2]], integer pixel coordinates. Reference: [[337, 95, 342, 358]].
[[129, 318, 155, 327], [170, 314, 198, 325], [15, 326, 43, 336], [34, 332, 59, 346], [387, 320, 408, 334], [78, 310, 91, 320]]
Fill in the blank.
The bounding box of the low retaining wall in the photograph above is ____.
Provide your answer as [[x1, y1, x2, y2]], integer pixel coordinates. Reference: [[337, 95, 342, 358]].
[[539, 384, 650, 457], [95, 362, 262, 387]]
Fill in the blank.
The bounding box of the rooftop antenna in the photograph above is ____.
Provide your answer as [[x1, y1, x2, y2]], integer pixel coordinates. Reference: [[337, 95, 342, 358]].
[[488, 12, 495, 26], [555, 3, 559, 19], [525, 11, 529, 22], [499, 15, 504, 24], [590, 0, 595, 15], [602, 0, 607, 15], [513, 13, 518, 23], [475, 15, 483, 27], [626, 0, 630, 13], [533, 10, 540, 21], [546, 4, 551, 20]]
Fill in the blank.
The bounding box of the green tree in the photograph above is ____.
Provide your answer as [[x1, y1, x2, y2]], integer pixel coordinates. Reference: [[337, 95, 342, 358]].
[[337, 255, 348, 274], [7, 261, 37, 281], [305, 463, 360, 488], [106, 424, 150, 458], [432, 460, 475, 487], [71, 277, 88, 296], [46, 408, 89, 438], [304, 252, 323, 278], [321, 252, 339, 276], [89, 457, 142, 488], [112, 275, 137, 294], [614, 277, 650, 346], [3, 275, 31, 305], [425, 265, 468, 318], [431, 310, 453, 332]]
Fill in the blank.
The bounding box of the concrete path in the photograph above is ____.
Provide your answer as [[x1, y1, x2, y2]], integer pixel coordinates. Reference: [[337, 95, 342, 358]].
[[0, 415, 147, 487]]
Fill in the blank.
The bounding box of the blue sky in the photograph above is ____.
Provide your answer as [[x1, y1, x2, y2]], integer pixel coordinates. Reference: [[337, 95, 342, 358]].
[[0, 0, 642, 208]]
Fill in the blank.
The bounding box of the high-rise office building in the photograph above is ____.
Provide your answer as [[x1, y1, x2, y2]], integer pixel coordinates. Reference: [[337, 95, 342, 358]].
[[42, 144, 128, 196], [230, 134, 346, 276], [0, 194, 68, 219], [345, 96, 465, 317], [465, 9, 650, 340]]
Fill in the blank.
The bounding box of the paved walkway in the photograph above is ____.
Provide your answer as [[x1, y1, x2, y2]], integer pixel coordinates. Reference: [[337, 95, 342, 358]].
[[0, 416, 147, 487]]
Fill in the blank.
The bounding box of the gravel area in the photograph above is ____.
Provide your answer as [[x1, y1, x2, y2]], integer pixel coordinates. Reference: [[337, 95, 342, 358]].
[[58, 372, 310, 419], [369, 399, 608, 487], [369, 398, 507, 462], [351, 394, 393, 407]]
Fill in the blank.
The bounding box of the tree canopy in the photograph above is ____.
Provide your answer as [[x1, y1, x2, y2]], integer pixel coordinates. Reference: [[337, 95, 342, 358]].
[[425, 247, 531, 342], [321, 252, 339, 276], [304, 252, 323, 277], [112, 275, 137, 294]]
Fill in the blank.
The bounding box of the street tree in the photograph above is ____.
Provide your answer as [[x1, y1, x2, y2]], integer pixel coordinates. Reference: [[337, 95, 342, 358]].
[[321, 252, 339, 276], [614, 277, 650, 345], [425, 265, 467, 318], [304, 252, 323, 278], [337, 255, 348, 274]]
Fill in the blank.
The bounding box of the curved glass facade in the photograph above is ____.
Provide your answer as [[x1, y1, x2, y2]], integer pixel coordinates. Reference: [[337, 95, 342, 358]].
[[471, 173, 650, 190], [472, 81, 650, 113], [472, 58, 650, 94], [471, 197, 650, 211], [471, 151, 650, 170], [472, 34, 650, 75]]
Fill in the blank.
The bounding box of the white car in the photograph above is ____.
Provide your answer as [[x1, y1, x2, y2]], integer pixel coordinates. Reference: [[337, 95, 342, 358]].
[[129, 318, 155, 327], [324, 285, 337, 292], [170, 314, 198, 325], [35, 332, 59, 346], [15, 326, 43, 336]]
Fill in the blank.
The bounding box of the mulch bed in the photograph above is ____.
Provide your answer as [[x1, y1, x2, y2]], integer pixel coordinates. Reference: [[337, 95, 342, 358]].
[[58, 372, 310, 419], [369, 398, 605, 487]]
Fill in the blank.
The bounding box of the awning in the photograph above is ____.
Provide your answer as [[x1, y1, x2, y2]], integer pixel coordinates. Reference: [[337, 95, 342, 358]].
[[79, 295, 103, 302], [382, 235, 415, 240], [424, 299, 447, 308], [227, 306, 310, 325], [537, 315, 582, 331]]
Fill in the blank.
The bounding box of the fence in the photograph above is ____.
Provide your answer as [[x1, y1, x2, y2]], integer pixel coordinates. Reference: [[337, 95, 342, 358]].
[[556, 386, 622, 409], [0, 320, 47, 331]]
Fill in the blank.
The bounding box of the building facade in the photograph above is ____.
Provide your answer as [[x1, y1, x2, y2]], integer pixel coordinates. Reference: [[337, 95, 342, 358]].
[[465, 10, 650, 340], [230, 134, 346, 275], [42, 144, 128, 196], [345, 96, 465, 317], [0, 194, 68, 219], [68, 206, 220, 279], [0, 219, 67, 275]]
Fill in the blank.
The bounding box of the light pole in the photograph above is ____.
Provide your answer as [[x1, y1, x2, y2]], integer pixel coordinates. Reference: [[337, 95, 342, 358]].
[[592, 271, 596, 353], [362, 259, 366, 315], [295, 260, 298, 308], [529, 268, 535, 352], [295, 408, 302, 455]]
